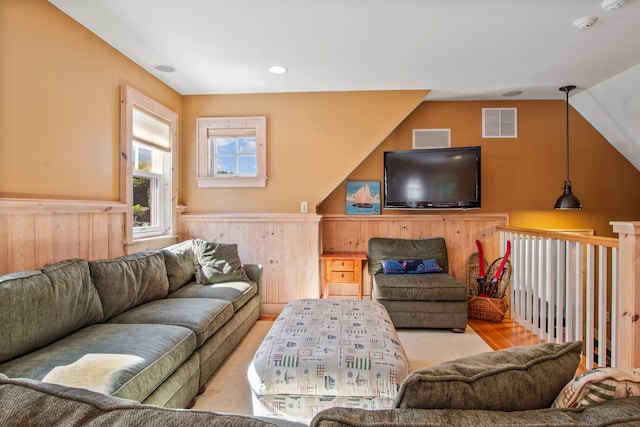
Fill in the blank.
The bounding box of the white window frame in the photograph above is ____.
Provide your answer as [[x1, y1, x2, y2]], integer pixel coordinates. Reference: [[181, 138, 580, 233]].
[[121, 85, 178, 245], [196, 116, 267, 187]]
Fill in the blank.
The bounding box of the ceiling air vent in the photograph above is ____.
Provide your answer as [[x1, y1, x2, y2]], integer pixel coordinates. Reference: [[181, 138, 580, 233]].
[[482, 108, 517, 138], [412, 129, 451, 149]]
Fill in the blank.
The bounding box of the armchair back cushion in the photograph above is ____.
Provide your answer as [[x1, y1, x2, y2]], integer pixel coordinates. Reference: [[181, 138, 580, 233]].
[[368, 237, 449, 275]]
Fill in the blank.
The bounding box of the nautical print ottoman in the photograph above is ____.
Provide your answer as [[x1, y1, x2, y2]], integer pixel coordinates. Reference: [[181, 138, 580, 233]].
[[247, 298, 410, 424]]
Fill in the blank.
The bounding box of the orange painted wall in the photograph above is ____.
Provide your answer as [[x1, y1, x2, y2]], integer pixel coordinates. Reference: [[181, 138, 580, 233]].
[[3, 1, 638, 236], [0, 0, 182, 201], [318, 100, 640, 237], [181, 91, 427, 213]]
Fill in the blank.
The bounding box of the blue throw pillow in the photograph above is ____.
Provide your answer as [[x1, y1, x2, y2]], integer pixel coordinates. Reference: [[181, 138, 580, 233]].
[[381, 259, 442, 274]]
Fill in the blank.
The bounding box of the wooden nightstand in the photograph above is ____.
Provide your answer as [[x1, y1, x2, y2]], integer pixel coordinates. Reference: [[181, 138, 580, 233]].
[[320, 252, 367, 299]]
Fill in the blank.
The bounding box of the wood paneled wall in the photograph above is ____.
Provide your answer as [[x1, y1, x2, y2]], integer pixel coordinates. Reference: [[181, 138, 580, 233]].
[[321, 214, 509, 297], [0, 199, 129, 275], [1, 202, 507, 318], [180, 213, 322, 317]]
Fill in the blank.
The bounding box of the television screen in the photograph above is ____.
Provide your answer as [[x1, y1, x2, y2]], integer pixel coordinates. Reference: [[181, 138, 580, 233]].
[[384, 146, 481, 209]]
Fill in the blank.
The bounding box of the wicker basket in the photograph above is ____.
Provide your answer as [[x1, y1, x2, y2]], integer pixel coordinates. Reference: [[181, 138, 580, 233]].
[[466, 252, 488, 297], [467, 296, 507, 322]]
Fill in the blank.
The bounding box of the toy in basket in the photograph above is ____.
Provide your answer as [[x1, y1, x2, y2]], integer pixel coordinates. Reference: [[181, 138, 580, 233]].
[[466, 240, 511, 322]]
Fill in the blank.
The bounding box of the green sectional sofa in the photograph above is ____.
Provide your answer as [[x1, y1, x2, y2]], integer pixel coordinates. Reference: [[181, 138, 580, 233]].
[[0, 238, 261, 409], [2, 341, 639, 426]]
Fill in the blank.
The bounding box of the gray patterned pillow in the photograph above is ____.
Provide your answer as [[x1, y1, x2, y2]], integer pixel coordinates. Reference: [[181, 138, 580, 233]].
[[394, 341, 583, 411], [192, 239, 250, 284]]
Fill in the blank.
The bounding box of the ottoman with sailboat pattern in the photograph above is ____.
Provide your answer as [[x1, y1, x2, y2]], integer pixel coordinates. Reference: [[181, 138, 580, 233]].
[[247, 298, 410, 423]]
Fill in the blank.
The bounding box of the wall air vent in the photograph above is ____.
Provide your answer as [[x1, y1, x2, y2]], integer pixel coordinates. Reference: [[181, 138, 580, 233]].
[[482, 108, 517, 138], [412, 129, 451, 149]]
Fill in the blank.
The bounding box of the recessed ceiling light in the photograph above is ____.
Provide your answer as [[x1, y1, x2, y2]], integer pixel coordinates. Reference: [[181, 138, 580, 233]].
[[573, 16, 598, 30], [269, 65, 288, 74], [155, 65, 176, 73], [602, 0, 628, 11], [502, 90, 523, 97]]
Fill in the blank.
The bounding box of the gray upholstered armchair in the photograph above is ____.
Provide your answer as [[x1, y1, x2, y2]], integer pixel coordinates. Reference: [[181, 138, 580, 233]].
[[367, 237, 468, 331]]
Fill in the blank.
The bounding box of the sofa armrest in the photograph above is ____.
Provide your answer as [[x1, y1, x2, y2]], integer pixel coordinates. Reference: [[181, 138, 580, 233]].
[[243, 264, 263, 290]]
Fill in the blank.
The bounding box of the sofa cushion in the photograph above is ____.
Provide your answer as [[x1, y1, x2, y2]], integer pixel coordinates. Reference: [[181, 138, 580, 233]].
[[168, 280, 258, 312], [162, 240, 196, 293], [368, 237, 450, 275], [193, 239, 250, 284], [310, 398, 640, 427], [0, 259, 103, 364], [553, 367, 640, 409], [89, 251, 170, 320], [108, 298, 235, 347], [0, 323, 196, 403], [372, 272, 467, 301], [0, 374, 293, 427], [394, 341, 583, 411]]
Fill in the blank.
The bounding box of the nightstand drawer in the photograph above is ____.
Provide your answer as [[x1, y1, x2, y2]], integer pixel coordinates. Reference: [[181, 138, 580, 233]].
[[327, 270, 355, 283], [329, 259, 355, 271]]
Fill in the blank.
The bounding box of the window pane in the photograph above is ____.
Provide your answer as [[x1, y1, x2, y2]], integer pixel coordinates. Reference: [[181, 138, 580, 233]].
[[214, 137, 237, 155], [238, 137, 256, 154], [133, 176, 152, 226], [215, 156, 236, 175], [238, 156, 257, 175]]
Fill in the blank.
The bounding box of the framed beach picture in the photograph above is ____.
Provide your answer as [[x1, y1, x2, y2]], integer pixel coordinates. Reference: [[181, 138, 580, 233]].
[[346, 181, 381, 215]]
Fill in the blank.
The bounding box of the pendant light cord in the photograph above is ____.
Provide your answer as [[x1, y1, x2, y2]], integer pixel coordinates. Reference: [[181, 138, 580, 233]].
[[565, 87, 570, 182], [560, 85, 576, 183]]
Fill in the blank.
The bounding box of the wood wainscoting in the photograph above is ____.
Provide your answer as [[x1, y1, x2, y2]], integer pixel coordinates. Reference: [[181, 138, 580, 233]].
[[321, 214, 509, 298], [0, 199, 129, 275], [180, 213, 323, 317], [1, 202, 508, 319]]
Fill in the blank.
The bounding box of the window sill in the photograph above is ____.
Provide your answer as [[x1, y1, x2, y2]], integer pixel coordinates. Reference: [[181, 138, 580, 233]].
[[196, 176, 267, 188], [126, 234, 179, 254]]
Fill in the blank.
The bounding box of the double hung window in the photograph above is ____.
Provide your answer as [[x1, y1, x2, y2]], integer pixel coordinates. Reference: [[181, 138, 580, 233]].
[[122, 86, 177, 243]]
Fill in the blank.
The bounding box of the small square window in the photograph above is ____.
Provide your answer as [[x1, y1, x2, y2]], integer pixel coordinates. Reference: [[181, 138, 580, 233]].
[[196, 116, 267, 187]]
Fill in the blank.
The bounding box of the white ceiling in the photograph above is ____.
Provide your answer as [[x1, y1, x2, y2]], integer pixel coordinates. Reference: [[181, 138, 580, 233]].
[[49, 0, 640, 100]]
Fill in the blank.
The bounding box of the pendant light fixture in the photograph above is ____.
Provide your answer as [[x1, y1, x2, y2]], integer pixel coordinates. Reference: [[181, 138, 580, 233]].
[[554, 85, 583, 210]]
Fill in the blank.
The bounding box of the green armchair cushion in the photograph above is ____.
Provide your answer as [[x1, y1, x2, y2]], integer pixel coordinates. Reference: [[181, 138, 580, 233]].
[[368, 237, 450, 275], [394, 341, 583, 411]]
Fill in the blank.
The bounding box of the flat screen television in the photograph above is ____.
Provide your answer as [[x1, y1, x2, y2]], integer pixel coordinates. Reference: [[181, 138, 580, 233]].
[[384, 146, 481, 209]]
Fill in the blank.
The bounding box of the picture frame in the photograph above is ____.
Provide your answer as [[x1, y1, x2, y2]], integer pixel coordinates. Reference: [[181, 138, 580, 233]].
[[346, 181, 381, 215]]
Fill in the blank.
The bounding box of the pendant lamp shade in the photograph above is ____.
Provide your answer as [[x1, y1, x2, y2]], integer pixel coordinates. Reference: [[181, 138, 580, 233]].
[[554, 85, 582, 210]]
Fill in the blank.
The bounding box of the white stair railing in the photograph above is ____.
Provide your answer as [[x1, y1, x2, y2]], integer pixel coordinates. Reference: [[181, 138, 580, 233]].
[[497, 227, 618, 368]]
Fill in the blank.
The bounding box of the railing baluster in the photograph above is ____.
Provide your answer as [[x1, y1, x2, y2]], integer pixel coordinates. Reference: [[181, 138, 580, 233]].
[[497, 227, 619, 368], [548, 239, 557, 343], [610, 247, 618, 366], [597, 245, 608, 367], [585, 244, 595, 369]]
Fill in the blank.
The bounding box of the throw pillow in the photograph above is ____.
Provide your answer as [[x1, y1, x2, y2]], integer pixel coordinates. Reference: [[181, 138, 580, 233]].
[[394, 341, 583, 411], [381, 259, 442, 274], [192, 239, 250, 285], [552, 367, 640, 408]]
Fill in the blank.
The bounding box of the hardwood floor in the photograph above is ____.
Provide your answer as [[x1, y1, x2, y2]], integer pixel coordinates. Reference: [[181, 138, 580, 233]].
[[468, 318, 545, 350], [469, 318, 587, 375]]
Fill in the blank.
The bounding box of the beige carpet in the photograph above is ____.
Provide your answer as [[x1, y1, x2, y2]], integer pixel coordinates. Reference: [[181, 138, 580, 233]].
[[192, 320, 492, 416], [193, 320, 491, 415]]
